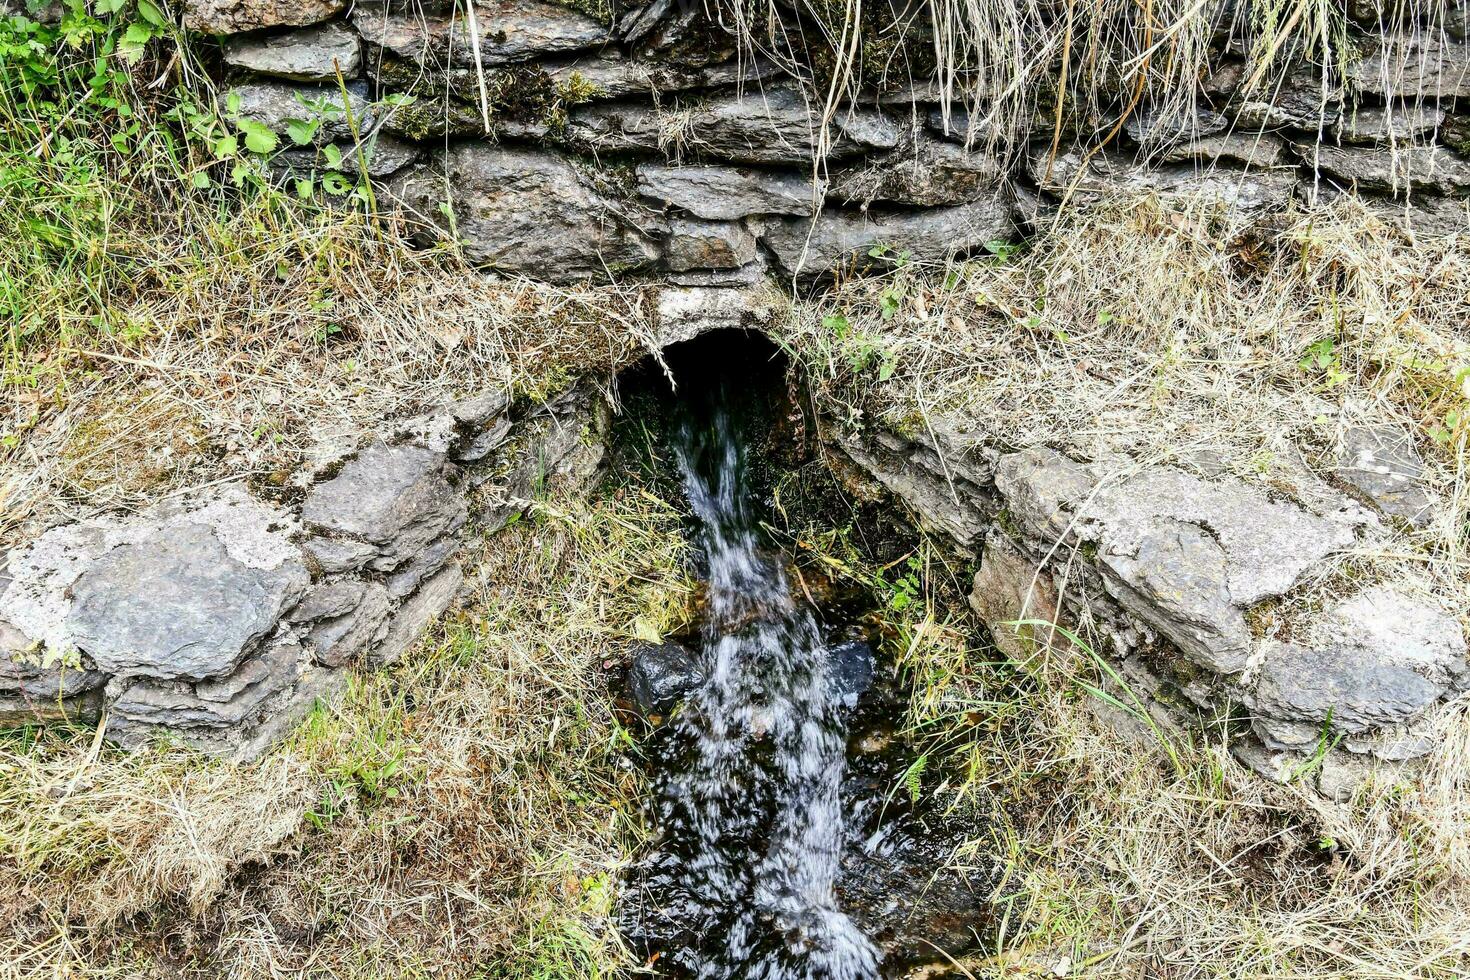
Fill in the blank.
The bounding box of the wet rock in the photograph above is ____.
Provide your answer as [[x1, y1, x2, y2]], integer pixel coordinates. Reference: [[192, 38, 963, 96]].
[[1032, 149, 1298, 212], [628, 2, 736, 66], [763, 195, 1016, 278], [222, 21, 361, 81], [67, 522, 309, 682], [1303, 143, 1470, 196], [825, 641, 874, 707], [224, 80, 374, 144], [1348, 36, 1470, 100], [1232, 67, 1341, 131], [1250, 586, 1467, 741], [1339, 101, 1446, 144], [626, 640, 702, 717], [352, 0, 608, 66], [563, 100, 665, 154], [827, 132, 1005, 208], [969, 538, 1066, 661], [1335, 423, 1434, 526], [182, 0, 345, 34], [371, 563, 464, 667], [387, 147, 663, 279], [301, 440, 466, 573], [664, 217, 756, 271], [636, 163, 818, 219]]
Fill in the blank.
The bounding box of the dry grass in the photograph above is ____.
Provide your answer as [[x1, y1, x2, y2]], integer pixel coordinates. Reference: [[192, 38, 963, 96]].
[[783, 195, 1470, 626], [0, 210, 666, 550], [0, 488, 695, 979]]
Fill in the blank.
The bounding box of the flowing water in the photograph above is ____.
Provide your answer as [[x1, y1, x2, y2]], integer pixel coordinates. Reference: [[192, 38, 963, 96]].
[[632, 376, 882, 978]]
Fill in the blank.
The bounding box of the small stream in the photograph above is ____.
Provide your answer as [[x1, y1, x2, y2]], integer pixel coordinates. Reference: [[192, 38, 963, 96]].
[[615, 332, 995, 978]]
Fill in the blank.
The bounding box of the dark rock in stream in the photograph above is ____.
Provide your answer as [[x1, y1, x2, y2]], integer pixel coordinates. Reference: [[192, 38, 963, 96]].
[[626, 640, 703, 718], [827, 640, 875, 708]]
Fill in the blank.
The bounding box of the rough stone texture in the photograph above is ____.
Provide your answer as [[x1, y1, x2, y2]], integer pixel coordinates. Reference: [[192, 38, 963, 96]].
[[1, 619, 107, 725], [1335, 423, 1434, 526], [763, 194, 1016, 278], [302, 440, 466, 572], [651, 282, 784, 347], [1159, 131, 1290, 169], [225, 80, 374, 144], [276, 132, 421, 179], [1232, 67, 1342, 131], [636, 163, 817, 219], [1304, 143, 1470, 196], [1339, 101, 1447, 144], [968, 538, 1066, 661], [67, 522, 309, 681], [544, 52, 778, 99], [1348, 36, 1470, 100], [183, 0, 344, 35], [663, 217, 756, 271], [371, 563, 464, 667], [389, 147, 663, 279], [825, 640, 875, 708], [827, 132, 1005, 207], [681, 87, 900, 164], [352, 0, 607, 65], [1251, 586, 1467, 743], [1123, 104, 1229, 145], [222, 21, 361, 80], [1033, 149, 1298, 212]]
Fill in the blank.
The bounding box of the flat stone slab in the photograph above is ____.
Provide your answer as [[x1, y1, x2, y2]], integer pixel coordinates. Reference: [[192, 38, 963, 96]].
[[1335, 423, 1434, 526], [352, 0, 607, 65], [183, 0, 345, 35], [222, 21, 361, 81], [636, 163, 817, 220], [1251, 586, 1467, 741]]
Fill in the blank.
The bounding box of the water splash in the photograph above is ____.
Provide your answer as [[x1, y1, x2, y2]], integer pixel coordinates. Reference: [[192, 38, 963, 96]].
[[638, 378, 880, 979]]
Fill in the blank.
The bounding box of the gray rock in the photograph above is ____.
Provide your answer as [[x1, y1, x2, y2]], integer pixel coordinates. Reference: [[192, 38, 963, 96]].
[[1251, 586, 1467, 736], [1348, 36, 1470, 100], [681, 87, 901, 164], [628, 3, 735, 66], [544, 52, 778, 100], [352, 0, 607, 66], [1158, 131, 1290, 168], [652, 283, 784, 347], [1032, 149, 1298, 212], [826, 132, 1005, 208], [762, 195, 1016, 278], [370, 563, 463, 667], [301, 440, 466, 572], [1364, 193, 1470, 238], [563, 100, 665, 154], [306, 583, 391, 666], [1339, 101, 1446, 144], [663, 217, 756, 271], [387, 147, 664, 279], [1099, 521, 1252, 674], [1123, 104, 1230, 145], [303, 535, 379, 574], [636, 163, 818, 219], [224, 80, 374, 144], [626, 640, 702, 717], [1232, 67, 1341, 131], [1303, 143, 1470, 196], [1335, 423, 1434, 526], [182, 0, 345, 34], [287, 580, 369, 623], [109, 641, 299, 734], [1, 619, 106, 724], [385, 537, 458, 598], [275, 132, 421, 179], [66, 522, 308, 682], [222, 21, 361, 81]]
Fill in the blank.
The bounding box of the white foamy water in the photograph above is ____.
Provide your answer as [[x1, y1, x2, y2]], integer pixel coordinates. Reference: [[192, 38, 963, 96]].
[[644, 386, 880, 979]]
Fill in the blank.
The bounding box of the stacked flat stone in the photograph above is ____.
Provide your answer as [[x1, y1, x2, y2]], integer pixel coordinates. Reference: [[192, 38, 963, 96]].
[[831, 419, 1469, 801], [0, 387, 611, 758], [193, 0, 1467, 282]]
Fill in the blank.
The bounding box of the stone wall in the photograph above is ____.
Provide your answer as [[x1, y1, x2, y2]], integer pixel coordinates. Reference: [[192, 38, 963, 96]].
[[828, 417, 1468, 801], [182, 0, 1469, 282], [0, 385, 608, 758]]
